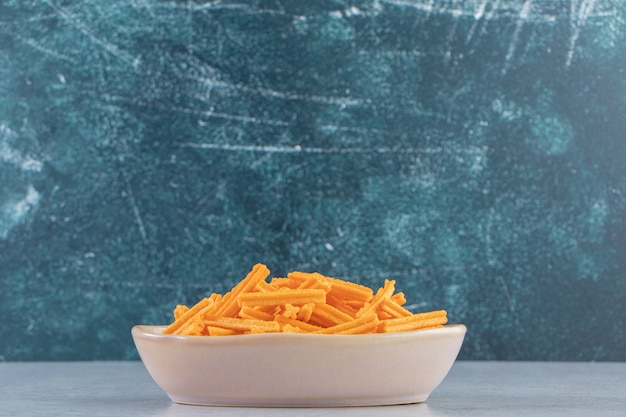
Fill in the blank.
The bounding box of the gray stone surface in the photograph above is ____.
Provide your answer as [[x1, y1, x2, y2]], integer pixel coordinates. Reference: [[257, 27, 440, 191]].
[[1, 361, 625, 416], [1, 1, 626, 360]]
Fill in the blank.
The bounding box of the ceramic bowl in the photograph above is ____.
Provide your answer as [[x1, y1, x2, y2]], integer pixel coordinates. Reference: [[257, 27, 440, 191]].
[[132, 324, 466, 407]]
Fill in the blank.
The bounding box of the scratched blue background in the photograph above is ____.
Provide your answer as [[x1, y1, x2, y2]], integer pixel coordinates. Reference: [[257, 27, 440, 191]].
[[1, 1, 625, 361]]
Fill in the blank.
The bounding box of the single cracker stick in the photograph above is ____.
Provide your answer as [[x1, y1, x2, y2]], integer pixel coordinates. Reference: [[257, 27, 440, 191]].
[[237, 288, 326, 307], [297, 302, 315, 322], [274, 315, 323, 333], [326, 294, 359, 318], [380, 298, 413, 318], [327, 278, 374, 303], [279, 303, 300, 319], [173, 304, 190, 320], [174, 301, 224, 335], [238, 305, 275, 321], [391, 292, 407, 306], [356, 279, 396, 318], [269, 277, 296, 289], [203, 316, 281, 333], [379, 316, 448, 333], [337, 316, 380, 334], [281, 324, 302, 333], [308, 302, 356, 327], [255, 280, 276, 293], [207, 326, 240, 336], [214, 263, 271, 318], [377, 310, 394, 320], [162, 297, 211, 334], [179, 320, 206, 336], [288, 271, 332, 292], [379, 310, 448, 333], [314, 312, 380, 334]]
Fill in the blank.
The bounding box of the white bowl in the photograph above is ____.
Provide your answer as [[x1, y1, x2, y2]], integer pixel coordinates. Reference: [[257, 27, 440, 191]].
[[132, 324, 466, 407]]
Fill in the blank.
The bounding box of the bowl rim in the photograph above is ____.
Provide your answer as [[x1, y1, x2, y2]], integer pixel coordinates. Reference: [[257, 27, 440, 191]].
[[132, 323, 467, 344]]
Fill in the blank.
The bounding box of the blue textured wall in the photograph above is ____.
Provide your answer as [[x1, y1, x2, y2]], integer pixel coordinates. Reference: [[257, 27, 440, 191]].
[[1, 0, 625, 361]]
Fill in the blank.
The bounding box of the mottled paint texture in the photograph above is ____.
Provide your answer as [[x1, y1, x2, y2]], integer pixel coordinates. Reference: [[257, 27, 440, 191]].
[[1, 0, 625, 361]]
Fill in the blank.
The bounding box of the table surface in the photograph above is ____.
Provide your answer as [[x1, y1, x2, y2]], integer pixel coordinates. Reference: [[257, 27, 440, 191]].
[[1, 361, 625, 417]]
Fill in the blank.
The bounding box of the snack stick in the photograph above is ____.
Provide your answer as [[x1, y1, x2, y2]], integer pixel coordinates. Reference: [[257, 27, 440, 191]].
[[255, 280, 276, 293], [308, 302, 354, 327], [284, 271, 309, 285], [203, 316, 281, 333], [379, 315, 448, 333], [173, 304, 190, 320], [269, 277, 295, 289], [287, 271, 333, 292], [356, 279, 395, 317], [412, 309, 447, 321], [282, 324, 305, 333], [207, 326, 240, 336], [314, 312, 380, 334], [377, 310, 394, 320], [337, 316, 381, 335], [379, 310, 448, 333], [238, 305, 275, 321], [380, 298, 413, 318], [174, 301, 225, 335], [297, 302, 315, 322], [390, 292, 406, 306], [249, 327, 271, 334], [327, 279, 374, 303], [325, 294, 359, 317], [300, 275, 332, 292], [251, 304, 280, 314], [162, 297, 212, 334], [280, 303, 300, 319], [209, 292, 223, 302], [344, 299, 369, 310], [237, 288, 326, 307], [179, 319, 206, 336], [274, 315, 323, 332], [214, 263, 271, 318]]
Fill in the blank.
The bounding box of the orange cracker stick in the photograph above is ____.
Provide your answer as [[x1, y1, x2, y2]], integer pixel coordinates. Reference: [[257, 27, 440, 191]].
[[308, 302, 354, 327], [327, 278, 374, 303], [162, 297, 212, 334], [279, 303, 300, 319], [379, 310, 448, 333], [255, 280, 276, 293], [274, 315, 323, 332], [314, 312, 380, 334], [297, 302, 315, 322], [203, 316, 281, 333], [357, 279, 396, 317], [175, 301, 225, 335], [379, 316, 448, 333], [269, 277, 296, 289], [338, 315, 381, 334], [238, 305, 276, 321], [173, 304, 190, 320], [390, 292, 406, 306], [283, 271, 307, 287], [237, 288, 326, 307], [207, 326, 240, 336], [281, 324, 305, 333], [287, 271, 333, 292], [380, 298, 413, 318], [178, 319, 206, 336], [326, 294, 359, 318], [213, 263, 270, 318]]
